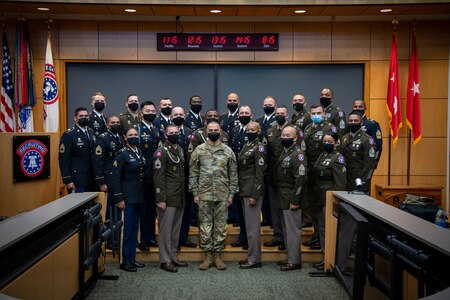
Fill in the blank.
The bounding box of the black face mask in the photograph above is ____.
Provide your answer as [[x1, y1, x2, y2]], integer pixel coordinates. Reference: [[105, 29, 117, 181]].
[[208, 132, 220, 142], [127, 137, 139, 146], [172, 117, 185, 126], [275, 115, 286, 126], [239, 115, 251, 125], [319, 97, 331, 108], [227, 103, 238, 113], [161, 106, 172, 116], [246, 132, 258, 142], [94, 102, 105, 112], [355, 109, 365, 116], [280, 138, 294, 148], [167, 134, 179, 144], [348, 123, 362, 133], [293, 102, 304, 112], [263, 106, 275, 115], [143, 113, 156, 123], [109, 124, 121, 134], [206, 118, 219, 124], [78, 117, 89, 127], [323, 143, 334, 153], [128, 102, 139, 112], [190, 104, 202, 114]]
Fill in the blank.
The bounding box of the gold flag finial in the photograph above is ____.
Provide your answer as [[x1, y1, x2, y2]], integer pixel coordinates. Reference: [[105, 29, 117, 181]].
[[392, 17, 399, 32]]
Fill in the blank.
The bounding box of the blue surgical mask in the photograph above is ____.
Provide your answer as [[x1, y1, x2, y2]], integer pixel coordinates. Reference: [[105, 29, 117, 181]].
[[311, 114, 323, 124]]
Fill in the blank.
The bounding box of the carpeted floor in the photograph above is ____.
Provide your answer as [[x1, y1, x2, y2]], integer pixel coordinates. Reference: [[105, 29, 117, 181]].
[[87, 262, 349, 300]]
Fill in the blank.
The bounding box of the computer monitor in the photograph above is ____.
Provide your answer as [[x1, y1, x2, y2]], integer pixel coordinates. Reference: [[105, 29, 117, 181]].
[[334, 202, 369, 300]]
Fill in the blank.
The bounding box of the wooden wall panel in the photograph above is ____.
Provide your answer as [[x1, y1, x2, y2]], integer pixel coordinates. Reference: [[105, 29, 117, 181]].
[[415, 20, 450, 59], [369, 60, 409, 99], [176, 23, 216, 61], [59, 20, 98, 60], [216, 22, 255, 61], [138, 22, 177, 61], [99, 22, 138, 60], [293, 22, 332, 61], [332, 22, 370, 61], [419, 60, 449, 99], [255, 23, 293, 61], [370, 21, 410, 61], [27, 19, 58, 60], [374, 137, 409, 176], [410, 138, 447, 175], [420, 99, 448, 138]]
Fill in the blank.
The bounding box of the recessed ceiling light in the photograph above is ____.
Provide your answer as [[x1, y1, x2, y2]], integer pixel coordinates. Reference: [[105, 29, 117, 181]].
[[210, 9, 222, 14], [37, 7, 49, 11], [125, 8, 137, 13], [294, 10, 306, 14], [380, 8, 393, 13]]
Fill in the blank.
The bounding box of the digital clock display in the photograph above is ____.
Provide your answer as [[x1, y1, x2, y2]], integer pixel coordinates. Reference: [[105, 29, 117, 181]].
[[157, 33, 279, 51]]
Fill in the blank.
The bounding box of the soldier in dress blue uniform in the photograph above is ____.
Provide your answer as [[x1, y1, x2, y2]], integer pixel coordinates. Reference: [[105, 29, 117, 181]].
[[136, 101, 160, 251], [119, 94, 141, 135], [352, 100, 383, 166], [183, 95, 204, 131], [112, 128, 147, 272], [170, 107, 197, 248], [153, 97, 173, 137], [88, 92, 107, 137], [320, 88, 347, 139], [255, 96, 277, 227], [219, 92, 240, 138], [92, 114, 124, 247], [229, 105, 254, 250], [59, 107, 95, 193]]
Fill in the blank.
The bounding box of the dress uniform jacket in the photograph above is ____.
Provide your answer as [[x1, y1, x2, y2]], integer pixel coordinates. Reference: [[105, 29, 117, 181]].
[[275, 144, 308, 209], [119, 111, 141, 135], [59, 125, 95, 187], [291, 108, 311, 131], [111, 145, 146, 204], [89, 111, 107, 137], [312, 149, 347, 206], [266, 124, 286, 186], [178, 126, 194, 161], [153, 141, 185, 207], [256, 114, 276, 142], [238, 139, 266, 199], [190, 127, 229, 150], [230, 125, 249, 155], [362, 115, 383, 164], [138, 122, 160, 183], [324, 104, 347, 139], [304, 122, 337, 169], [184, 111, 204, 131], [93, 130, 124, 188], [340, 129, 376, 190], [219, 111, 239, 138], [153, 114, 171, 137]]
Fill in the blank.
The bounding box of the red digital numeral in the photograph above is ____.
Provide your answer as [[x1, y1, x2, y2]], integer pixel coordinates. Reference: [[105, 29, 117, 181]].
[[163, 36, 178, 44], [212, 35, 227, 45], [262, 35, 275, 45], [236, 36, 250, 44], [188, 35, 202, 45]]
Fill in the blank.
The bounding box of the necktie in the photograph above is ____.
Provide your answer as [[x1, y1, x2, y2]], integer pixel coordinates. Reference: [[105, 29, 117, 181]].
[[180, 128, 184, 137], [85, 130, 89, 139], [240, 127, 244, 135]]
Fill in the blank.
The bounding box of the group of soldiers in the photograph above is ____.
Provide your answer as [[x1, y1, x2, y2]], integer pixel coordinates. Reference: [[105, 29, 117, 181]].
[[58, 88, 382, 272]]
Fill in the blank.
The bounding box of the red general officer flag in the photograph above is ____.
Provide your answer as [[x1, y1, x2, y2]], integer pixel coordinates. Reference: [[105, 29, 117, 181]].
[[386, 33, 402, 148], [406, 32, 421, 144]]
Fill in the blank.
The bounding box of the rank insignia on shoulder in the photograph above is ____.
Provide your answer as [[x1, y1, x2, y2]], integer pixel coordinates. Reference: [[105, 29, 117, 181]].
[[369, 137, 374, 145], [376, 130, 382, 139], [59, 143, 65, 153], [338, 156, 345, 164], [95, 145, 102, 155], [113, 161, 118, 167], [258, 145, 265, 152], [155, 150, 163, 157], [154, 159, 162, 169], [331, 126, 337, 133], [339, 119, 346, 129], [338, 111, 345, 118], [262, 137, 268, 145], [297, 153, 305, 161], [259, 157, 265, 166]]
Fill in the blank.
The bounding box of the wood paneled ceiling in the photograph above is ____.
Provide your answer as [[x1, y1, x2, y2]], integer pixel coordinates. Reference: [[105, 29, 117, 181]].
[[1, 1, 450, 17]]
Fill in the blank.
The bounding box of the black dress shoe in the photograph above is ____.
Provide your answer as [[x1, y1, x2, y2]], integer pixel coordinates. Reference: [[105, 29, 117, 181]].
[[130, 260, 145, 268], [302, 237, 318, 247], [160, 263, 178, 273], [231, 240, 247, 247], [180, 240, 197, 248], [242, 243, 249, 250], [136, 243, 149, 251], [239, 259, 248, 265], [264, 239, 282, 247], [172, 260, 188, 267], [240, 261, 262, 269], [280, 263, 302, 271], [310, 241, 321, 250], [313, 260, 324, 269], [278, 243, 286, 251], [277, 260, 288, 266], [302, 222, 313, 228], [261, 220, 271, 227], [120, 263, 137, 272], [147, 240, 159, 247]]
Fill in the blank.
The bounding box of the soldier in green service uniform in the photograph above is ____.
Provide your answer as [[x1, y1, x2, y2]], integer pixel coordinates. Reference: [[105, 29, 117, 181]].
[[190, 109, 229, 150], [340, 110, 376, 192], [153, 124, 187, 273], [319, 88, 347, 139], [119, 94, 142, 135], [290, 92, 311, 131], [276, 125, 307, 271], [189, 122, 238, 271]]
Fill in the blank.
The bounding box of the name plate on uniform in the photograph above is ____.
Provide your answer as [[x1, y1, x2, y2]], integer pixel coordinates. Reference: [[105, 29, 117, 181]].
[[13, 135, 51, 182]]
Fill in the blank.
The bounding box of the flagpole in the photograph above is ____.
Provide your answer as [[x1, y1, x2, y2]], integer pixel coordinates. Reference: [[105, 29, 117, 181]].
[[387, 18, 398, 186]]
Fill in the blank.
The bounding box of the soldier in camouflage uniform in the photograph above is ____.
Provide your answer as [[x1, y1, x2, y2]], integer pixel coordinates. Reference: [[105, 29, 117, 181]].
[[189, 122, 238, 271], [319, 88, 347, 139]]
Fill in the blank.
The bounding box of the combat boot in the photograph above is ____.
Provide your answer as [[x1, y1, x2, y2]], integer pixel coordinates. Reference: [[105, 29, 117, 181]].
[[199, 251, 213, 270], [213, 252, 227, 270]]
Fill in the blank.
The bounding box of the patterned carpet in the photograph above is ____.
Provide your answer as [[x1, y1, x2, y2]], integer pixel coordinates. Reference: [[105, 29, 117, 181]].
[[87, 262, 349, 300]]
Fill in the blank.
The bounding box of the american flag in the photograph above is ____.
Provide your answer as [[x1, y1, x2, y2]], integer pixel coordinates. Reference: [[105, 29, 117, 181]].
[[1, 32, 16, 132]]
